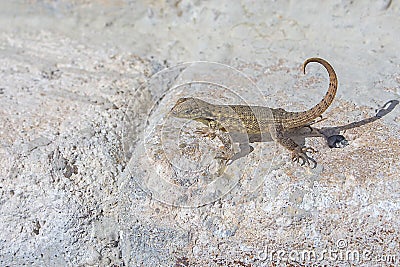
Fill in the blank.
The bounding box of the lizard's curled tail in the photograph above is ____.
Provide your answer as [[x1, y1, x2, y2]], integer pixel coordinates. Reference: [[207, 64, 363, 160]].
[[289, 57, 338, 128]]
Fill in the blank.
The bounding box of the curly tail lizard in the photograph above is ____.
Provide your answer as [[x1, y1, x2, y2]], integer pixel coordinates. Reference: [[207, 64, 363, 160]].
[[170, 58, 338, 167]]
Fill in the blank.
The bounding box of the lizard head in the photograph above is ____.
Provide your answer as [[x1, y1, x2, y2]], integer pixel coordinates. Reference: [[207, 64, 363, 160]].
[[170, 97, 211, 119]]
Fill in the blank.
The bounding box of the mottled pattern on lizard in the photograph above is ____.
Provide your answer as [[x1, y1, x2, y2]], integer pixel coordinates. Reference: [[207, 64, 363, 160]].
[[170, 58, 338, 167]]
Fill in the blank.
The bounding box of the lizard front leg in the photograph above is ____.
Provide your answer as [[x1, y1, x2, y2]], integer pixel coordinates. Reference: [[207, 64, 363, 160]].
[[194, 120, 253, 165], [214, 131, 234, 164], [215, 135, 255, 165], [194, 119, 224, 139], [192, 120, 235, 163], [270, 124, 317, 168]]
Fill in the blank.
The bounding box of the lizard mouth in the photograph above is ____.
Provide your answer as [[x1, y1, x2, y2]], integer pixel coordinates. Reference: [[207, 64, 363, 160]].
[[169, 103, 180, 115]]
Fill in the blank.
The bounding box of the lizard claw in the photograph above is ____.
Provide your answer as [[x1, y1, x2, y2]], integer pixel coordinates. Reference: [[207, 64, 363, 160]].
[[291, 146, 317, 168]]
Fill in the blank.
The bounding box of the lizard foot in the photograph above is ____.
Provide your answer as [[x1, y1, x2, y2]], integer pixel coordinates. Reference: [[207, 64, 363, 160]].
[[291, 146, 317, 168]]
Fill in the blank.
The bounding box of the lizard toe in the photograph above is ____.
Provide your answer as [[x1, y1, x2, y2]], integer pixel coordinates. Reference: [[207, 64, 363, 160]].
[[291, 147, 317, 168]]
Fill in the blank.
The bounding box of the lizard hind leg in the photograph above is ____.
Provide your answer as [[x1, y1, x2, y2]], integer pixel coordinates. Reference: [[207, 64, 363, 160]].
[[271, 123, 318, 168]]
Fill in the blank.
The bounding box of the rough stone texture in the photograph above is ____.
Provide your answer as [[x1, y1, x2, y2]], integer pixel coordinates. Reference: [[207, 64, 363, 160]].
[[1, 1, 399, 266]]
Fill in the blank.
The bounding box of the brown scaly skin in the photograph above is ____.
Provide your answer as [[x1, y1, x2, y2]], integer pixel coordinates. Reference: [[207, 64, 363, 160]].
[[170, 58, 338, 167]]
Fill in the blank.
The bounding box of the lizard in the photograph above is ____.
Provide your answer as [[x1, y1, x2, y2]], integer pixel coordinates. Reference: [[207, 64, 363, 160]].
[[169, 57, 338, 167]]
